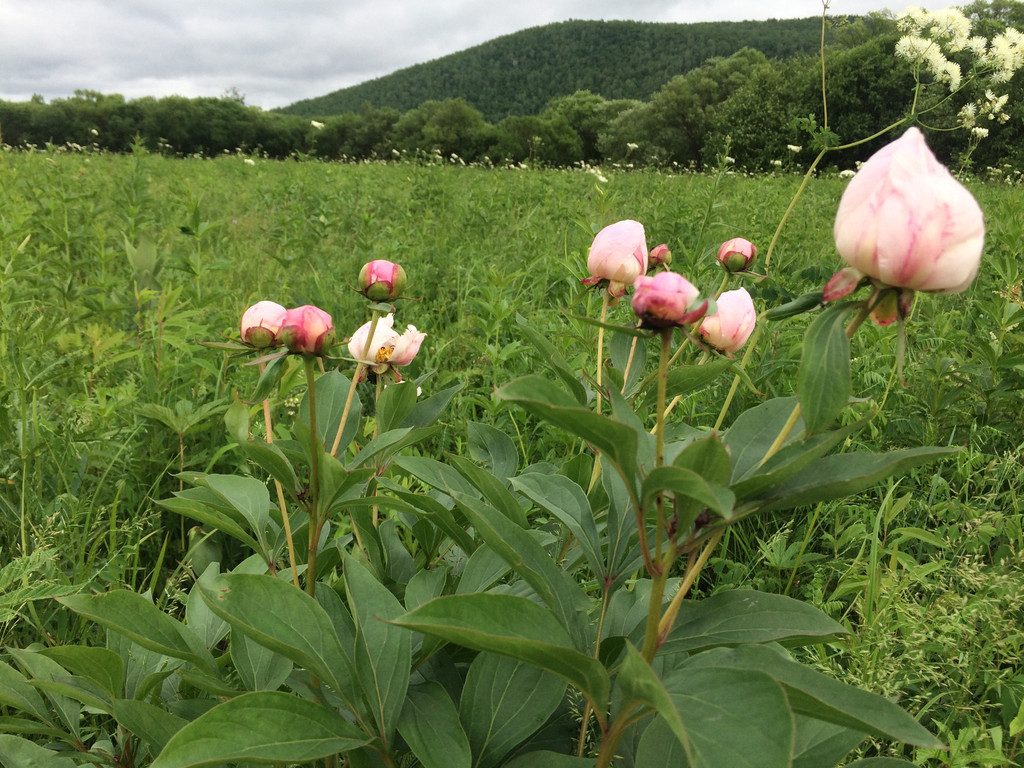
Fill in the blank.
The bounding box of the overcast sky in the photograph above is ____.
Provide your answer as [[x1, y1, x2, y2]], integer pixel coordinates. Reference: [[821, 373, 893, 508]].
[[1, 0, 959, 110]]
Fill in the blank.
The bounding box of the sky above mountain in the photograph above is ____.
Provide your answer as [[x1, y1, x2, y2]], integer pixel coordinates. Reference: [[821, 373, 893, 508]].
[[0, 0, 960, 109]]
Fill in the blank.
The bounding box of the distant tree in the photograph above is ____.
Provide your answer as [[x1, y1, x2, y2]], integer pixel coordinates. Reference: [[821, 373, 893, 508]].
[[540, 90, 609, 161]]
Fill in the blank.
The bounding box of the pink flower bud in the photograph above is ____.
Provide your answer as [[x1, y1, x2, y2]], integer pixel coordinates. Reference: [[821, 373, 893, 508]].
[[348, 314, 425, 372], [359, 260, 407, 301], [240, 300, 287, 348], [833, 127, 984, 294], [717, 238, 757, 272], [648, 243, 672, 267], [632, 271, 708, 328], [278, 305, 335, 355], [699, 288, 757, 354], [582, 219, 649, 297]]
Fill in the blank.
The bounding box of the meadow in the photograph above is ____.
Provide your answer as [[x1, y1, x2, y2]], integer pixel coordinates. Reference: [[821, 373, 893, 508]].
[[1, 144, 1023, 767]]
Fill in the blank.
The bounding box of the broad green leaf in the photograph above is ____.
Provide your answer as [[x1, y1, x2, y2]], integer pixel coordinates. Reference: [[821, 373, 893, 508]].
[[497, 375, 640, 493], [791, 717, 865, 768], [200, 474, 274, 542], [6, 649, 82, 737], [196, 573, 357, 707], [399, 382, 463, 429], [377, 379, 418, 433], [455, 543, 512, 595], [635, 717, 691, 768], [610, 326, 647, 396], [515, 313, 589, 404], [640, 466, 735, 525], [343, 553, 411, 742], [297, 370, 361, 456], [661, 589, 847, 654], [844, 759, 919, 767], [393, 454, 480, 499], [750, 447, 961, 513], [250, 352, 288, 403], [0, 735, 72, 768], [241, 440, 299, 495], [511, 473, 604, 580], [111, 699, 188, 754], [661, 664, 795, 768], [729, 411, 873, 500], [184, 563, 230, 652], [618, 643, 691, 760], [451, 491, 591, 649], [57, 591, 216, 674], [230, 632, 293, 691], [37, 646, 123, 698], [398, 683, 471, 768], [404, 567, 447, 612], [798, 304, 852, 435], [639, 357, 735, 410], [460, 654, 567, 768], [450, 454, 529, 528], [672, 435, 731, 486], [149, 691, 370, 768], [722, 396, 803, 483], [467, 421, 519, 480], [348, 426, 439, 469], [393, 593, 610, 711], [157, 494, 260, 553], [505, 752, 596, 768], [380, 518, 416, 584], [367, 483, 475, 555], [680, 645, 942, 747]]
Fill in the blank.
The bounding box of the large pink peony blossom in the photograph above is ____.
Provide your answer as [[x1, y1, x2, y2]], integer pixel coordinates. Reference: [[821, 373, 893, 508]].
[[582, 219, 649, 297], [699, 288, 756, 354]]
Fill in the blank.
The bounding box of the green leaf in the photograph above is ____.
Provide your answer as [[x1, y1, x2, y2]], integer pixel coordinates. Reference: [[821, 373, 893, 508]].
[[511, 473, 604, 580], [504, 752, 596, 768], [377, 380, 418, 433], [111, 699, 189, 754], [393, 593, 610, 712], [241, 440, 299, 495], [0, 735, 73, 768], [398, 683, 471, 768], [722, 396, 803, 483], [618, 643, 691, 758], [56, 591, 216, 674], [515, 313, 588, 405], [640, 466, 734, 529], [199, 474, 274, 541], [610, 327, 647, 396], [750, 447, 961, 513], [250, 352, 288, 403], [149, 691, 370, 768], [661, 664, 796, 768], [635, 717, 691, 768], [449, 455, 528, 528], [157, 493, 260, 553], [460, 654, 567, 768], [223, 395, 249, 446], [196, 573, 357, 707], [468, 421, 519, 480], [399, 382, 463, 429], [451, 492, 592, 649], [639, 357, 735, 410], [37, 646, 123, 698], [791, 717, 865, 768], [392, 454, 480, 498], [343, 553, 411, 742], [496, 375, 640, 494], [798, 304, 852, 434], [660, 589, 847, 655], [230, 632, 293, 691], [672, 435, 731, 487], [681, 645, 942, 747], [298, 370, 361, 456], [844, 759, 920, 767]]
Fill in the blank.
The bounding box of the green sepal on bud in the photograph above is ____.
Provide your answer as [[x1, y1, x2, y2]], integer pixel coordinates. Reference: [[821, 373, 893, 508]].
[[359, 260, 407, 301]]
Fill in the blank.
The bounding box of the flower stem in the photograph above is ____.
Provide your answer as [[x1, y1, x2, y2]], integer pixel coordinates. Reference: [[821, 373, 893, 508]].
[[595, 292, 610, 415], [713, 317, 766, 431], [329, 310, 382, 457], [304, 357, 321, 598], [259, 361, 300, 589], [657, 528, 724, 640]]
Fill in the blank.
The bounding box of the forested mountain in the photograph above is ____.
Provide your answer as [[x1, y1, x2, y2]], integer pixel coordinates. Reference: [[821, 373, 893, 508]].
[[279, 17, 841, 121]]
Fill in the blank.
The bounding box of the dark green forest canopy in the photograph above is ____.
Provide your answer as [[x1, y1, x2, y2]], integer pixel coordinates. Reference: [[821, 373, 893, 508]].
[[277, 17, 843, 121]]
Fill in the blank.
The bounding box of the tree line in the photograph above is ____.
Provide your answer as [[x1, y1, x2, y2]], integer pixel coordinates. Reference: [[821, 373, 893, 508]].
[[2, 3, 1022, 172]]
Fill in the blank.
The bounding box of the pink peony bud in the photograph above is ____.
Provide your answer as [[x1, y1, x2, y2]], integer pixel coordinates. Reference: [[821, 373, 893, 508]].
[[348, 314, 425, 372], [582, 219, 649, 297], [648, 243, 672, 267], [278, 305, 335, 355], [833, 127, 984, 294], [699, 288, 757, 354], [240, 300, 287, 348], [631, 271, 708, 328], [359, 260, 407, 301], [717, 238, 757, 272]]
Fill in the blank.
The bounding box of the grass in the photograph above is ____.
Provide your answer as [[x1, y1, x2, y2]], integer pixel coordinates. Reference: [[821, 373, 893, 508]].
[[1, 145, 1023, 765]]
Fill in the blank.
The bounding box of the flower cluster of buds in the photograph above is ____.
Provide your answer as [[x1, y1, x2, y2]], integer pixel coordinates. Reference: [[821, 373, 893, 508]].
[[580, 217, 758, 354], [240, 301, 335, 356]]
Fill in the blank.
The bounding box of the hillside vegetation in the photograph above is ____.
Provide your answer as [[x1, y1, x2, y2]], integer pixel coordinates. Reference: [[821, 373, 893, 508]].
[[278, 17, 840, 121]]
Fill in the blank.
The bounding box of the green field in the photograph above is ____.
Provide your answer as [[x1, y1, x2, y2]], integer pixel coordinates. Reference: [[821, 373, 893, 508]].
[[2, 146, 1023, 767]]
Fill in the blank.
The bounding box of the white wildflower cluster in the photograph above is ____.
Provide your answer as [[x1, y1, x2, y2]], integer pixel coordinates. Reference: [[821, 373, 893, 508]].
[[896, 6, 1023, 138]]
